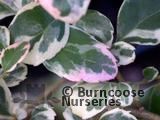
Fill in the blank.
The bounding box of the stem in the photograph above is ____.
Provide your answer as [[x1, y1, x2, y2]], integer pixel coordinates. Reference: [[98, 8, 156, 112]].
[[116, 72, 125, 82], [140, 77, 160, 90], [12, 115, 17, 120], [0, 71, 9, 80], [126, 108, 160, 120]]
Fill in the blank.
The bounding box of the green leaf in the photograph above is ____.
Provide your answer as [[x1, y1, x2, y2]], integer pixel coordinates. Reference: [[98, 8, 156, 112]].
[[3, 63, 28, 87], [10, 3, 70, 66], [0, 79, 14, 119], [111, 41, 136, 66], [0, 1, 15, 20], [0, 26, 10, 51], [118, 0, 160, 45], [76, 10, 114, 47], [99, 108, 137, 120], [38, 0, 91, 23], [69, 82, 133, 119], [0, 41, 30, 72], [140, 84, 160, 115], [143, 67, 159, 81], [44, 26, 118, 83], [31, 104, 56, 120]]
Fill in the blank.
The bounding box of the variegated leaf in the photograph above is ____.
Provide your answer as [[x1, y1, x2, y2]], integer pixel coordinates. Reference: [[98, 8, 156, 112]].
[[115, 82, 133, 107], [0, 26, 10, 51], [12, 103, 27, 120], [0, 79, 27, 120], [143, 67, 159, 81], [99, 108, 137, 120], [0, 79, 14, 119], [2, 0, 22, 11], [70, 83, 105, 119], [118, 0, 160, 45], [0, 41, 30, 72], [69, 82, 133, 119], [23, 20, 70, 66], [37, 0, 91, 23], [9, 3, 53, 43], [9, 3, 70, 66], [44, 26, 118, 83], [3, 0, 34, 11], [31, 104, 56, 120], [111, 41, 136, 66], [0, 0, 15, 20], [76, 10, 114, 47], [63, 108, 81, 120], [3, 63, 28, 87], [21, 0, 34, 7]]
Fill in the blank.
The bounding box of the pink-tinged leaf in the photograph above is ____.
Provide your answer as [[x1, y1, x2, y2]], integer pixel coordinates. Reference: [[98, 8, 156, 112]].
[[0, 41, 30, 72], [37, 0, 91, 23], [44, 27, 118, 83]]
